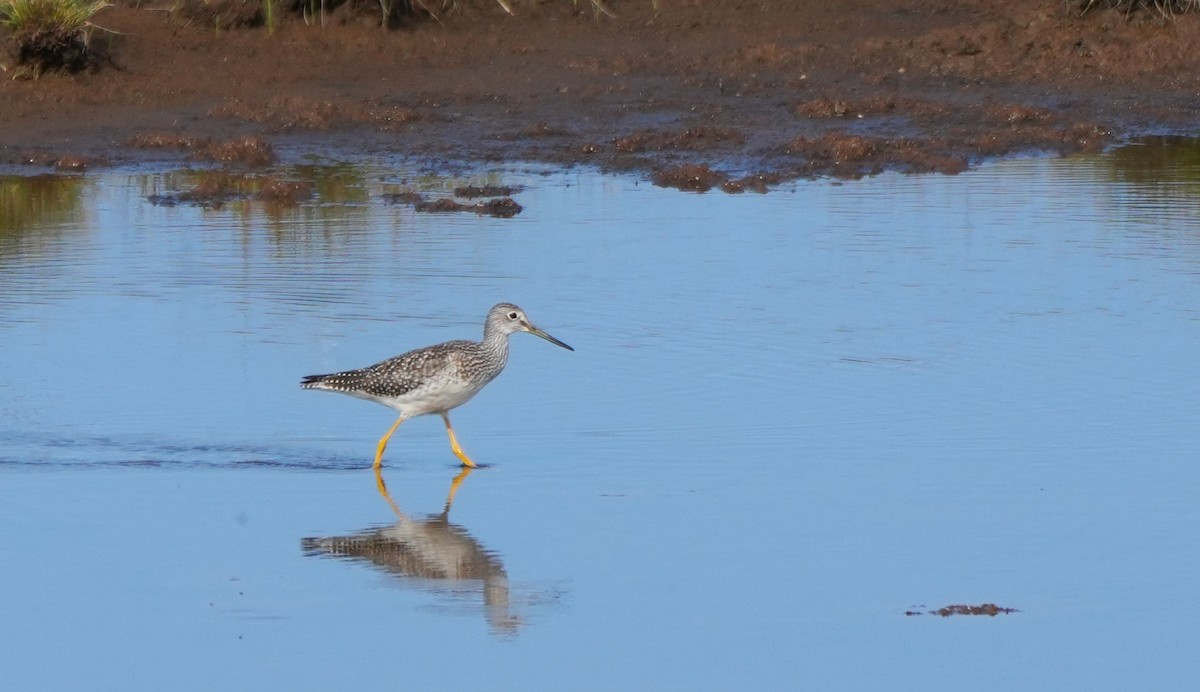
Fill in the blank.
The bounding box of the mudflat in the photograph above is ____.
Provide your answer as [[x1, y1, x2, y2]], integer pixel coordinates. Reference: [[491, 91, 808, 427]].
[[3, 0, 1199, 187]]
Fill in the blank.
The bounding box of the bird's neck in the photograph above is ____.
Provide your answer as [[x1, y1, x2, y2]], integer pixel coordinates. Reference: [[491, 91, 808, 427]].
[[481, 323, 510, 367]]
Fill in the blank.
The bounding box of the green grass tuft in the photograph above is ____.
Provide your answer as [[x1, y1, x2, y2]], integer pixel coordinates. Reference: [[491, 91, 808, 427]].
[[0, 0, 109, 34]]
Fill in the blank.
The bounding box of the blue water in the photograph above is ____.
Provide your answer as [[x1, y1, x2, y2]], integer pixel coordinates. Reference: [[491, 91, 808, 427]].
[[2, 145, 1199, 689]]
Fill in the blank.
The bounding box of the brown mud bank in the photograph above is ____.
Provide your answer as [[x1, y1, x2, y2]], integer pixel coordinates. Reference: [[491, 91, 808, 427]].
[[4, 0, 1200, 189]]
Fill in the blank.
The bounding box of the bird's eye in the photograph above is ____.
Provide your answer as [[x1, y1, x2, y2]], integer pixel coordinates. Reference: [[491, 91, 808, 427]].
[[507, 311, 519, 320]]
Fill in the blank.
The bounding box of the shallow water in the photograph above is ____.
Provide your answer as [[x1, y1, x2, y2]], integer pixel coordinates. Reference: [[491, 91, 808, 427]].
[[3, 140, 1200, 689]]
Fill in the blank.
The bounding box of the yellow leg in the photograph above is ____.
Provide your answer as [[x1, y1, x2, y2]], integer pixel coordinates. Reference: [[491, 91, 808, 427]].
[[374, 414, 407, 470], [440, 413, 479, 468], [443, 466, 474, 514]]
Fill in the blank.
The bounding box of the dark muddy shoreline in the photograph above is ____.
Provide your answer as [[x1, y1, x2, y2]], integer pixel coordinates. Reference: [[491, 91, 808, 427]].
[[3, 1, 1200, 188]]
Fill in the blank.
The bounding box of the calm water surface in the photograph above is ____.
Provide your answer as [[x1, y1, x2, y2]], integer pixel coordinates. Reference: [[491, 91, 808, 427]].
[[2, 141, 1199, 689]]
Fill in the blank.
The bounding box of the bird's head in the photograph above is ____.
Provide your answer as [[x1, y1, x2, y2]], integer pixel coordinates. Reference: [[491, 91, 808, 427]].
[[489, 303, 573, 351]]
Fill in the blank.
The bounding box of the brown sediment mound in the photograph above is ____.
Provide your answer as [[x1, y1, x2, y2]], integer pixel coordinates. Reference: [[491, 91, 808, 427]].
[[454, 185, 521, 198], [145, 171, 312, 208], [782, 133, 970, 178], [385, 191, 524, 217], [130, 134, 277, 167], [413, 197, 523, 218], [614, 127, 746, 153], [651, 164, 727, 192]]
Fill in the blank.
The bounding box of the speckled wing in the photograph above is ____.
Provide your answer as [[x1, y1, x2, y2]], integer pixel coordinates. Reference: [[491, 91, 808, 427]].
[[301, 340, 477, 400]]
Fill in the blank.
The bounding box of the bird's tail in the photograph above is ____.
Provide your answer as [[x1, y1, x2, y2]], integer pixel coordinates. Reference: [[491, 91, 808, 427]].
[[301, 370, 373, 394], [300, 374, 333, 389]]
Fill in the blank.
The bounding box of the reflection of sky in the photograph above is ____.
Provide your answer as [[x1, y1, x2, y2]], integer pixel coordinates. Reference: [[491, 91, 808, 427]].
[[2, 150, 1200, 689]]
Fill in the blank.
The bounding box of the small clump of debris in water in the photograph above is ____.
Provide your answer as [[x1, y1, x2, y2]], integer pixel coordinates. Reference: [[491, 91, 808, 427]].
[[904, 603, 1019, 617], [382, 191, 523, 218]]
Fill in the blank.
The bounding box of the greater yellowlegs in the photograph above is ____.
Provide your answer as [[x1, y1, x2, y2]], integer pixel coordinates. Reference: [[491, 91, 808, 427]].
[[301, 303, 573, 469]]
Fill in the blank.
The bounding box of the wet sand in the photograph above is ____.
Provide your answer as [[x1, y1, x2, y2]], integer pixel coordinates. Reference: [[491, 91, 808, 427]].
[[3, 0, 1200, 187]]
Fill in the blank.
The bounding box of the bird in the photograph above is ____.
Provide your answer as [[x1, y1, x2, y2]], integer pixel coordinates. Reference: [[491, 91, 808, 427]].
[[301, 303, 573, 469]]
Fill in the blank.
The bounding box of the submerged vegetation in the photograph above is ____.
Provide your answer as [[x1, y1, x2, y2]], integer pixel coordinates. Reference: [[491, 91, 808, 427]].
[[170, 0, 626, 32], [1078, 0, 1200, 15], [0, 0, 109, 74], [0, 174, 86, 236], [172, 0, 508, 31]]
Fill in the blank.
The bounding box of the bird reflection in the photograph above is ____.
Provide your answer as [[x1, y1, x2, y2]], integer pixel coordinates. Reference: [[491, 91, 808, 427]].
[[301, 466, 520, 635]]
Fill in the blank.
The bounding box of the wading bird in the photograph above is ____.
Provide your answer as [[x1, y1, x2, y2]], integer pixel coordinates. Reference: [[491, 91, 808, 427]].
[[301, 303, 573, 468]]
